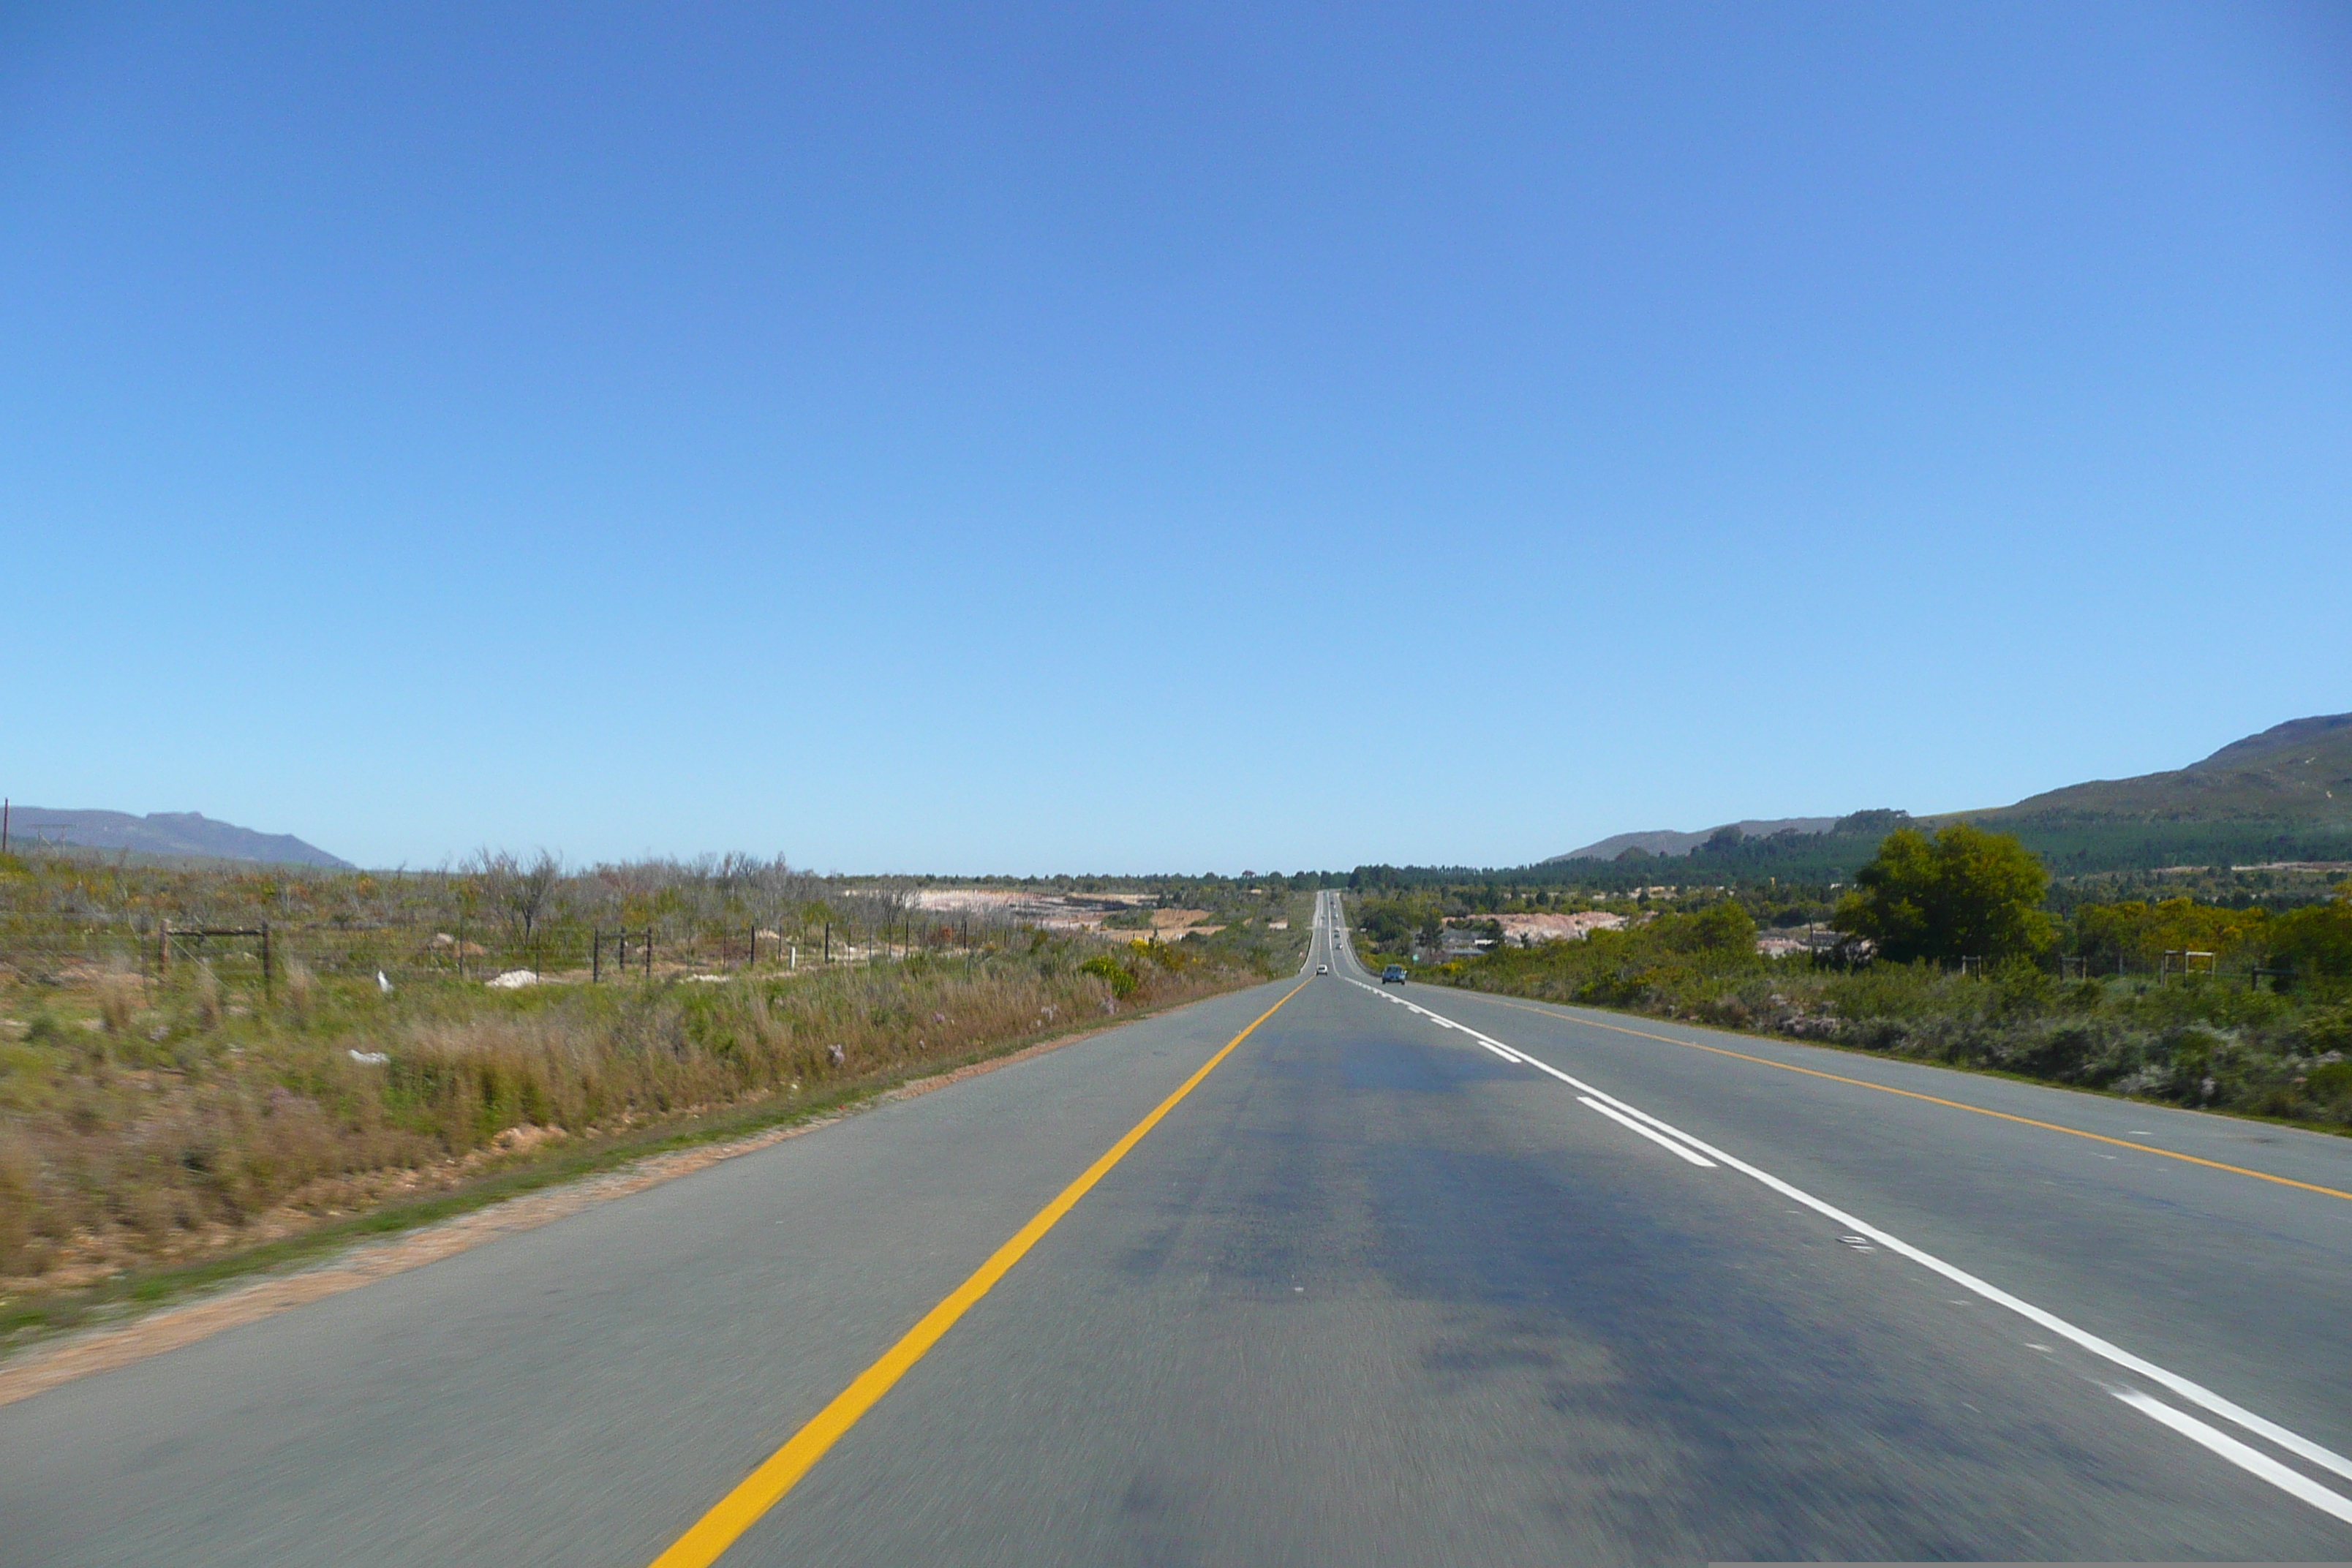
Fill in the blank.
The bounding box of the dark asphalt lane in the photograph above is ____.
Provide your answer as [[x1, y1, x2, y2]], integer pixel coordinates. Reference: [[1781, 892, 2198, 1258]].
[[0, 983, 1306, 1568], [6, 892, 2351, 1564], [1373, 952, 2352, 1490]]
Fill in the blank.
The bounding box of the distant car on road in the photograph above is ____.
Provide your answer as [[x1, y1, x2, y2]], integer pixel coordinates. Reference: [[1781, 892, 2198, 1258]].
[[1316, 964, 1329, 974], [1381, 965, 1407, 984]]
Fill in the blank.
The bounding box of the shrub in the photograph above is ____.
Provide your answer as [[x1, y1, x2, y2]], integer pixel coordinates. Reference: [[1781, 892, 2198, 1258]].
[[2269, 897, 2352, 984], [2307, 1060, 2352, 1107], [1078, 954, 1138, 999], [0, 933, 1269, 1281]]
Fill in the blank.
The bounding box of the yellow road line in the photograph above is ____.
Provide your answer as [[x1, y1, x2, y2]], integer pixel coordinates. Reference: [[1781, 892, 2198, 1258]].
[[1462, 992, 2352, 1205], [647, 979, 1312, 1568]]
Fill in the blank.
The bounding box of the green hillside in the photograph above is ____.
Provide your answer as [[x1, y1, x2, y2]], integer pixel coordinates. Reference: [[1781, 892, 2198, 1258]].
[[1958, 712, 2352, 824], [1567, 814, 2352, 886], [1540, 713, 2352, 881]]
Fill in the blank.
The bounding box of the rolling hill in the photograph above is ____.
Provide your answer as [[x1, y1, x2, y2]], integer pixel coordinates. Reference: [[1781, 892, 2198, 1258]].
[[1, 808, 352, 868], [1964, 712, 2352, 823], [1548, 712, 2352, 872], [1553, 818, 1840, 862]]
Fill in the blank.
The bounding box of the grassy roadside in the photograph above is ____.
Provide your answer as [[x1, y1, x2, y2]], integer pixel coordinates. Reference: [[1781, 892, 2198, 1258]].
[[0, 969, 1280, 1354], [1, 890, 1316, 1354], [1433, 968, 2352, 1145], [1344, 895, 2352, 1142]]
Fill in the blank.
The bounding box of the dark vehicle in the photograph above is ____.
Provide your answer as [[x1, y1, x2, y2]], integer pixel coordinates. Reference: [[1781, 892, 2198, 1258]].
[[1381, 964, 1407, 984]]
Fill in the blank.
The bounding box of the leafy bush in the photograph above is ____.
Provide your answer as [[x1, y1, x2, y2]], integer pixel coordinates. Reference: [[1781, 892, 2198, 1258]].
[[2307, 1061, 2352, 1107], [2073, 897, 2269, 971], [1415, 883, 2352, 1131], [1078, 954, 1138, 998], [2269, 897, 2352, 985]]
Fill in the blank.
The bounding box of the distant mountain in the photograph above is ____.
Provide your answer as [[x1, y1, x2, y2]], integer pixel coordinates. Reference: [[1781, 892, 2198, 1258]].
[[1550, 818, 1841, 862], [1, 807, 352, 868], [1958, 713, 2352, 824], [1546, 712, 2352, 862]]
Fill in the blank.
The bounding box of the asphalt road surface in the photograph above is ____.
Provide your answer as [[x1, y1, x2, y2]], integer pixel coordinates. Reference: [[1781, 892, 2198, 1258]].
[[6, 890, 2351, 1564]]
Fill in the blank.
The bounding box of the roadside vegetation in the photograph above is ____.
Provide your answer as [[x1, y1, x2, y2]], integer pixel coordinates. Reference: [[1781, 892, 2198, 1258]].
[[1357, 810, 2352, 901], [0, 848, 1313, 1333], [1350, 826, 2352, 1131]]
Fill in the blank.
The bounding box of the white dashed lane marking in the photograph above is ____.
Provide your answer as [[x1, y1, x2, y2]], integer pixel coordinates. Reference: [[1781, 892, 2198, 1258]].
[[1339, 970, 2352, 1529]]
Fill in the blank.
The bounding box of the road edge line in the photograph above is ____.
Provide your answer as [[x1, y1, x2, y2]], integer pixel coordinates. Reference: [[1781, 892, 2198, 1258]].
[[1456, 991, 2352, 1204], [1359, 976, 2352, 1508]]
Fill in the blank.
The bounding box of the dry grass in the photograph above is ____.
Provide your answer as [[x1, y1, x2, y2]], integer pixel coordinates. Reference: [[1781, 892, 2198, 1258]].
[[282, 960, 314, 1024], [0, 937, 1269, 1291], [191, 961, 221, 1031], [94, 964, 140, 1036]]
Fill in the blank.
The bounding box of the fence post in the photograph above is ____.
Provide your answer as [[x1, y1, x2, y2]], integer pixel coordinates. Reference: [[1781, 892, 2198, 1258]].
[[823, 922, 830, 964], [261, 921, 272, 1001], [645, 929, 652, 979], [592, 929, 601, 984], [158, 916, 170, 977]]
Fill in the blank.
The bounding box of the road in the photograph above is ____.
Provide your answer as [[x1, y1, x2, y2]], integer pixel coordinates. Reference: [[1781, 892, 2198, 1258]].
[[6, 889, 2352, 1564]]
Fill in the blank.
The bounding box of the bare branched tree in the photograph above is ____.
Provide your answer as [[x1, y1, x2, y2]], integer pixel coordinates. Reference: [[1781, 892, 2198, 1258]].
[[468, 849, 562, 941]]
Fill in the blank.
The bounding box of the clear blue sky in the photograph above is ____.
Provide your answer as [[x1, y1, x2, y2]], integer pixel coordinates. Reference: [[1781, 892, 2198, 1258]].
[[4, 2, 2348, 874]]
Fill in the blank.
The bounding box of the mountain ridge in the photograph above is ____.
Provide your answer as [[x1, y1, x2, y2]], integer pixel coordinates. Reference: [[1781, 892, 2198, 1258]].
[[1555, 818, 1840, 862], [1, 808, 352, 868], [1548, 711, 2352, 861], [1965, 712, 2352, 823]]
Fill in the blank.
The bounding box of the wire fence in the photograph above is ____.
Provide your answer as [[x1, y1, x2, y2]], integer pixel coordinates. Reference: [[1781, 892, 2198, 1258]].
[[0, 909, 1030, 995]]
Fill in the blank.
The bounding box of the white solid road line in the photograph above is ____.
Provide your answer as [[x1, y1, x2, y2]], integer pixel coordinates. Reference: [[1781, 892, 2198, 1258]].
[[1578, 1096, 1718, 1167], [1339, 968, 2352, 1529], [2113, 1387, 2352, 1526]]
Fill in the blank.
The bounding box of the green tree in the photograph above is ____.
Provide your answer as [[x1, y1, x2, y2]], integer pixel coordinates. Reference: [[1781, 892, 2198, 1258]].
[[2070, 896, 2269, 971], [2268, 886, 2352, 983], [1835, 824, 2052, 964], [1660, 900, 1757, 955]]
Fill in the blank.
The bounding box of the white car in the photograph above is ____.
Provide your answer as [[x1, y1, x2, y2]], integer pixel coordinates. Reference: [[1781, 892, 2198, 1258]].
[[1316, 964, 1329, 975]]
